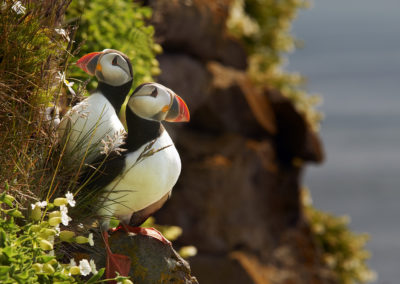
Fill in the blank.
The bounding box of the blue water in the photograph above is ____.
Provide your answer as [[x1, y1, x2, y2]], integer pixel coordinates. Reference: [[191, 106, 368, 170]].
[[287, 1, 400, 283]]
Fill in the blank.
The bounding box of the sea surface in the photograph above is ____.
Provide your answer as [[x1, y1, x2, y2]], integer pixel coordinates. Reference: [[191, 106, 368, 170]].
[[287, 1, 400, 283]]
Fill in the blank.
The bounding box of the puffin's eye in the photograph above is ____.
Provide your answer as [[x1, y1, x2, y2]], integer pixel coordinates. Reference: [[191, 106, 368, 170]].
[[150, 88, 158, 98], [112, 56, 118, 66]]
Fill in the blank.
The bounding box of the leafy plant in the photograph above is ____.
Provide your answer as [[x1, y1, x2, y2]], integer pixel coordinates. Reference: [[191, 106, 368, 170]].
[[0, 191, 91, 283], [302, 189, 376, 284], [0, 189, 135, 283]]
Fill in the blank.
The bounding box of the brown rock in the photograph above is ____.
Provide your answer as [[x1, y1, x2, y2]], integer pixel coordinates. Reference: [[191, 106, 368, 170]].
[[266, 89, 324, 164], [180, 62, 275, 137], [190, 253, 257, 284], [149, 0, 247, 69], [156, 132, 277, 253], [90, 230, 198, 284], [157, 54, 212, 113], [207, 62, 276, 135]]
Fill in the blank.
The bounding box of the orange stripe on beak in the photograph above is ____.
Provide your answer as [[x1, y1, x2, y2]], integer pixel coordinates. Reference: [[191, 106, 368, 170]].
[[76, 52, 102, 76], [165, 94, 190, 123]]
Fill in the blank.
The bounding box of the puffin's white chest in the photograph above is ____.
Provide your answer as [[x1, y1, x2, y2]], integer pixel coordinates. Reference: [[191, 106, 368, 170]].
[[101, 130, 181, 220], [58, 93, 125, 163]]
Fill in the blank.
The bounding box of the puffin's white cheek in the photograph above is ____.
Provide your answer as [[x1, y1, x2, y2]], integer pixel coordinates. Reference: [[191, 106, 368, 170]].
[[101, 67, 129, 86], [130, 98, 158, 119]]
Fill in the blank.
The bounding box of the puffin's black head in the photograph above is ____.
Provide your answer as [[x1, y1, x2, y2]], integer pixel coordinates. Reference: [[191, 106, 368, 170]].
[[128, 83, 190, 123], [76, 49, 133, 87]]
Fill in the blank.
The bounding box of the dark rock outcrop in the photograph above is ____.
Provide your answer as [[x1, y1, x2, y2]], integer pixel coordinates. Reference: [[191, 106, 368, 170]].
[[149, 0, 247, 70], [146, 0, 329, 283], [89, 231, 198, 284]]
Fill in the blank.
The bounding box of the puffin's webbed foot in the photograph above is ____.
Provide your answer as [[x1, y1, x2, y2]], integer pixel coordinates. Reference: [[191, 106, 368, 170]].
[[103, 230, 131, 281], [112, 224, 171, 245]]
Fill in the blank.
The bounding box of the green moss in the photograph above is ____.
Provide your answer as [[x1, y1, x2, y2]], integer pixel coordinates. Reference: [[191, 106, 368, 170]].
[[302, 189, 376, 284], [227, 0, 322, 131], [66, 0, 161, 89]]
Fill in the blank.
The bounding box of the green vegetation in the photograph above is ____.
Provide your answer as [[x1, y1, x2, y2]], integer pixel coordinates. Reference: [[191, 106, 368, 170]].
[[302, 189, 376, 284], [0, 0, 71, 206], [1, 192, 88, 283], [0, 190, 135, 283], [227, 0, 322, 130], [66, 0, 161, 89]]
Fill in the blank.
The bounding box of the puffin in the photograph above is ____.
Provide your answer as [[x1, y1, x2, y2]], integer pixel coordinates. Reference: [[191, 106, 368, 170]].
[[80, 82, 189, 278], [86, 82, 190, 229], [58, 49, 133, 163]]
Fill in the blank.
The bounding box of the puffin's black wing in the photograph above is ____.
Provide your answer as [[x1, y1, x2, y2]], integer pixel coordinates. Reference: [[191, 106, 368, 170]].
[[83, 151, 126, 190], [74, 150, 126, 219]]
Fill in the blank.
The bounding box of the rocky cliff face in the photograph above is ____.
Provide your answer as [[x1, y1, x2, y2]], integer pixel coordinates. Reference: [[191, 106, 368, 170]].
[[145, 1, 332, 283]]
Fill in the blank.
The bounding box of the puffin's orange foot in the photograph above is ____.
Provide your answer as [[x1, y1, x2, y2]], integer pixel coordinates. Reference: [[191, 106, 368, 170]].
[[103, 230, 131, 282], [112, 225, 171, 246]]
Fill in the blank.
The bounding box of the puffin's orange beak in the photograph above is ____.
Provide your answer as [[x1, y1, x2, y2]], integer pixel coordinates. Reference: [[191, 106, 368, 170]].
[[76, 52, 103, 76], [165, 94, 190, 122]]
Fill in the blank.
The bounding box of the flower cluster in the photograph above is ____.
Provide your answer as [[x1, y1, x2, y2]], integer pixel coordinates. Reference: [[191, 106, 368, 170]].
[[28, 192, 100, 278], [57, 71, 76, 96], [10, 1, 26, 15], [69, 258, 97, 276]]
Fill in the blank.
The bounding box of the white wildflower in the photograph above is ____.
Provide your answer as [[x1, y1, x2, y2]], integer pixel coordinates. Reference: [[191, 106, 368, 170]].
[[89, 259, 97, 274], [54, 225, 60, 236], [12, 1, 26, 15], [79, 259, 92, 276], [78, 223, 84, 229], [65, 191, 76, 207], [60, 205, 72, 226], [55, 28, 70, 42], [70, 258, 77, 267], [88, 233, 94, 246], [31, 201, 47, 210], [57, 71, 76, 96]]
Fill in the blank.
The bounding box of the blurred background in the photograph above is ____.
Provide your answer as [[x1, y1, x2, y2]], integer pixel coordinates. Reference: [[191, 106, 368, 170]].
[[287, 1, 400, 283]]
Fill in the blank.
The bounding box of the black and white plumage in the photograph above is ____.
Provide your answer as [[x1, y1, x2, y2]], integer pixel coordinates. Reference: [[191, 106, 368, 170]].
[[87, 83, 190, 229], [58, 49, 133, 163]]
